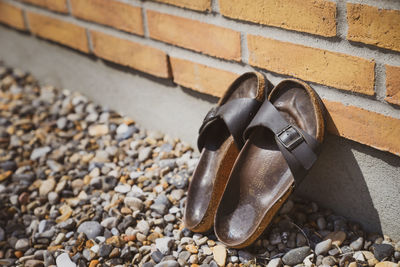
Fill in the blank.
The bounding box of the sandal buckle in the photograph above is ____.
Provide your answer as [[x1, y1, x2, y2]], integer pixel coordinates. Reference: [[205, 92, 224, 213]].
[[277, 125, 304, 151]]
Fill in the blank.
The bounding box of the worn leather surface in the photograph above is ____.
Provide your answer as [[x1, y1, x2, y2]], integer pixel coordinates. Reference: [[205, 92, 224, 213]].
[[214, 82, 323, 247], [184, 73, 264, 231]]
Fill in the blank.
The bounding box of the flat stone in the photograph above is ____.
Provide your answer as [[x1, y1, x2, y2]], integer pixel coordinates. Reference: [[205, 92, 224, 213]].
[[213, 245, 227, 267], [315, 239, 332, 256], [77, 221, 104, 239], [114, 184, 131, 193], [282, 246, 311, 266], [56, 253, 76, 267], [30, 146, 51, 160]]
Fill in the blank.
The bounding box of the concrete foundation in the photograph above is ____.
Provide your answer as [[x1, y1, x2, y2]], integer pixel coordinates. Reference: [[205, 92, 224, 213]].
[[0, 26, 399, 240]]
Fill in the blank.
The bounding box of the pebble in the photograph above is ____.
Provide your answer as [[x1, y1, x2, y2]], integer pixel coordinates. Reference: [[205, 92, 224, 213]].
[[39, 179, 56, 196], [154, 260, 179, 267], [282, 246, 311, 266], [156, 237, 174, 255], [375, 261, 399, 267], [88, 124, 108, 136], [137, 220, 150, 235], [213, 245, 227, 266], [324, 231, 346, 246], [267, 258, 282, 267], [372, 244, 394, 261], [30, 146, 51, 160], [77, 221, 104, 239], [124, 197, 143, 211], [56, 253, 76, 267], [315, 239, 332, 256], [114, 184, 131, 193], [15, 238, 29, 251], [139, 147, 152, 162], [350, 237, 364, 251]]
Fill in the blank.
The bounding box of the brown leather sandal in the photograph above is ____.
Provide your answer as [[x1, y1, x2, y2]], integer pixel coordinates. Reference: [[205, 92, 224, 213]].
[[214, 79, 325, 247], [184, 72, 272, 232]]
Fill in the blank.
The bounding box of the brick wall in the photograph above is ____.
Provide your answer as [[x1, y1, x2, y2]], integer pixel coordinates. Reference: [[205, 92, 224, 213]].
[[0, 0, 399, 156]]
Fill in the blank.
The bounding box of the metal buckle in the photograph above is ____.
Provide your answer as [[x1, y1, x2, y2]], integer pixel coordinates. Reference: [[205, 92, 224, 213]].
[[277, 125, 304, 151]]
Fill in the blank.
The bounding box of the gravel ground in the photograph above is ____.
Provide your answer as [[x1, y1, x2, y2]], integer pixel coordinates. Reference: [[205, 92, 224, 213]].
[[0, 64, 399, 267]]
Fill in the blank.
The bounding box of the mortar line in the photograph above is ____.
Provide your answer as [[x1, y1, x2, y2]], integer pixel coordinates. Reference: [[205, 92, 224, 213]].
[[335, 0, 348, 40], [374, 63, 387, 101], [240, 32, 249, 64], [211, 0, 220, 13], [65, 0, 72, 15], [141, 4, 150, 38]]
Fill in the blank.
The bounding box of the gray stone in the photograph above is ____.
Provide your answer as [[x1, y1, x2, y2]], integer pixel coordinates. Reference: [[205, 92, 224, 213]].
[[138, 147, 152, 162], [155, 237, 174, 255], [154, 260, 179, 267], [77, 221, 104, 239], [282, 246, 311, 266], [124, 197, 143, 211], [15, 238, 29, 251], [372, 243, 394, 261], [101, 217, 118, 229], [267, 258, 282, 267], [315, 239, 332, 256], [114, 184, 131, 193], [30, 146, 51, 160], [98, 244, 113, 257], [137, 220, 150, 235]]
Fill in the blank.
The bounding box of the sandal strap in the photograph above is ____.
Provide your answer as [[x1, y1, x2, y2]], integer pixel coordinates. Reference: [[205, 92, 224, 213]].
[[243, 100, 320, 184], [198, 98, 261, 151]]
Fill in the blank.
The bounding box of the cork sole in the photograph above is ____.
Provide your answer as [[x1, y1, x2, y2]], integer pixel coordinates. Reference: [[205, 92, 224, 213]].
[[184, 72, 268, 232], [214, 79, 325, 248]]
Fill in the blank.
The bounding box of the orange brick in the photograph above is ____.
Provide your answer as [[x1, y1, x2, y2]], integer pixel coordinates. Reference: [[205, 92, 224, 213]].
[[324, 100, 400, 156], [20, 0, 68, 13], [247, 35, 375, 95], [0, 1, 26, 30], [152, 0, 211, 12], [220, 0, 336, 37], [27, 12, 89, 53], [90, 31, 170, 78], [70, 0, 143, 35], [170, 58, 239, 97], [347, 4, 400, 52], [385, 65, 400, 106], [147, 11, 241, 61]]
